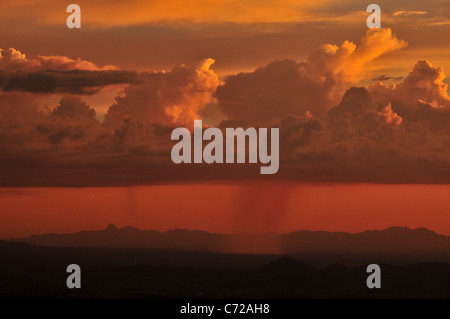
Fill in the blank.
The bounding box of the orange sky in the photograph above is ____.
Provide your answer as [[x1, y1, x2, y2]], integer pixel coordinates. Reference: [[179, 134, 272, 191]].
[[1, 183, 449, 239], [1, 0, 449, 76], [0, 0, 448, 118]]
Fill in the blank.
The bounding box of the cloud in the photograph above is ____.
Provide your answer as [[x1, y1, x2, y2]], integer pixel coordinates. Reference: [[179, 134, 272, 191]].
[[0, 93, 105, 151], [392, 11, 427, 17], [278, 113, 323, 160], [0, 48, 117, 71], [0, 57, 220, 156], [273, 57, 450, 183], [369, 60, 450, 131], [371, 75, 403, 82], [0, 48, 136, 94], [0, 92, 47, 150], [216, 28, 406, 124], [307, 28, 406, 81], [273, 85, 448, 183], [2, 0, 446, 29], [104, 59, 219, 128], [2, 31, 450, 185], [51, 96, 97, 120], [328, 87, 374, 119], [377, 103, 402, 127], [0, 0, 335, 26]]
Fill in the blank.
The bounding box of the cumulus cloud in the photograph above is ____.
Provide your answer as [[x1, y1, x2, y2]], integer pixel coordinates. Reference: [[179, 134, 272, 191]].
[[51, 96, 97, 120], [0, 93, 104, 151], [217, 28, 406, 124], [0, 57, 220, 157], [104, 59, 219, 128], [277, 113, 323, 160], [369, 60, 450, 131], [0, 48, 116, 71], [216, 58, 332, 123], [0, 48, 136, 94], [2, 31, 450, 185], [307, 28, 406, 85], [378, 103, 402, 127], [274, 64, 450, 183], [328, 87, 374, 119], [370, 60, 450, 107], [0, 92, 47, 150]]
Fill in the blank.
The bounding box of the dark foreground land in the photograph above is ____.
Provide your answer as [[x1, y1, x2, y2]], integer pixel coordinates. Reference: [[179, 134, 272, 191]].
[[1, 241, 450, 298]]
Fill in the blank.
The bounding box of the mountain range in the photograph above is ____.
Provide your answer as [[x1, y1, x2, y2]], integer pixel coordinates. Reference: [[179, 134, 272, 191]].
[[13, 224, 450, 256]]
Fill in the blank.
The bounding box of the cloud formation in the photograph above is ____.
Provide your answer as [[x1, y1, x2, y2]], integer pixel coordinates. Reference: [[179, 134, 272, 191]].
[[392, 11, 427, 17], [104, 59, 219, 128], [0, 0, 335, 26], [369, 60, 450, 131], [1, 27, 450, 185], [216, 28, 406, 124], [0, 48, 136, 94], [0, 48, 117, 72]]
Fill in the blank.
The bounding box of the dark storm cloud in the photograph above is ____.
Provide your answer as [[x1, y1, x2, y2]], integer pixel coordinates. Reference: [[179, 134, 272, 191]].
[[0, 48, 137, 94], [0, 69, 136, 94], [371, 75, 403, 82]]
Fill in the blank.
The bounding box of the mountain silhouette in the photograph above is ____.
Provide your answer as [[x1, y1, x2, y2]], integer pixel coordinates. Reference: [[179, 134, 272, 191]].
[[280, 226, 450, 254], [15, 224, 227, 251], [14, 225, 450, 256]]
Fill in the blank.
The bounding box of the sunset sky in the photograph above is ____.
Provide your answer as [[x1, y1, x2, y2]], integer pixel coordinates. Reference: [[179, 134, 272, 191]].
[[0, 0, 450, 238]]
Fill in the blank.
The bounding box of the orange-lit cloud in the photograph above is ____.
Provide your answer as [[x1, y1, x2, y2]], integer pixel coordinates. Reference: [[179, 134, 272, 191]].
[[1, 27, 450, 185], [0, 48, 136, 94], [217, 28, 406, 123], [377, 103, 402, 127], [3, 0, 447, 28], [0, 0, 334, 26], [392, 11, 427, 17], [0, 48, 117, 71], [1, 0, 448, 84], [104, 58, 219, 127], [370, 60, 450, 109]]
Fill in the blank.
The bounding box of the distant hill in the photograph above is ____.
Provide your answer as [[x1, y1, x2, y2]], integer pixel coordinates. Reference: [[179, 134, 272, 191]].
[[279, 226, 450, 254], [16, 224, 226, 251], [14, 225, 450, 256], [2, 251, 450, 298]]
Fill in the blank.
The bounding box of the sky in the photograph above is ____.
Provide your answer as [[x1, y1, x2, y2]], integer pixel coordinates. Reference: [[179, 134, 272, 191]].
[[0, 0, 449, 237], [1, 183, 450, 239]]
